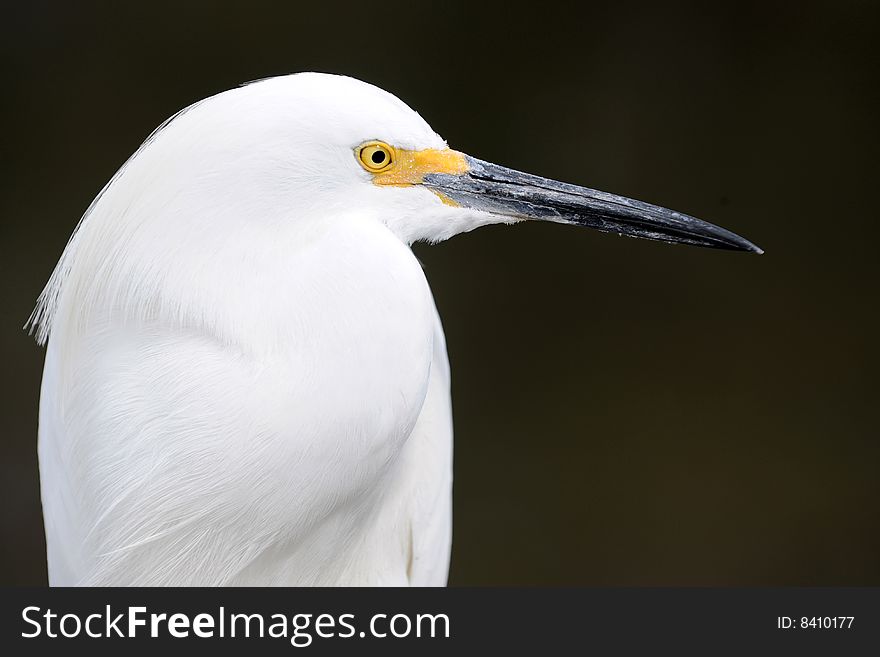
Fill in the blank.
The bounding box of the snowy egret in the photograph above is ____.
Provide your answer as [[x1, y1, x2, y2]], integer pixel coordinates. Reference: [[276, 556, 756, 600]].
[[30, 73, 760, 586]]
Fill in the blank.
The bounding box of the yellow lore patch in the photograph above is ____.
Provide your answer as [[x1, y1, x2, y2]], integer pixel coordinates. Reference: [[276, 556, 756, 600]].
[[356, 141, 469, 187]]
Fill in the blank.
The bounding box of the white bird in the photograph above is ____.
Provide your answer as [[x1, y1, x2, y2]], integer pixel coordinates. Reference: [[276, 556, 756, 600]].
[[30, 73, 760, 586]]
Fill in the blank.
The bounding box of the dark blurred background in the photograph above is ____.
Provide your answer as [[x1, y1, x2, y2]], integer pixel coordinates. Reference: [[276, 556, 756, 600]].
[[2, 0, 878, 585]]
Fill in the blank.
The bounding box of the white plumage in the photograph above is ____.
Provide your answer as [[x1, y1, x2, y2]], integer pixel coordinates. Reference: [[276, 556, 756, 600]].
[[33, 74, 475, 585], [32, 72, 759, 586]]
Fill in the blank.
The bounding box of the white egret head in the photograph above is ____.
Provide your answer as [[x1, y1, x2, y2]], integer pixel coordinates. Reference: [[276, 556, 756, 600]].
[[31, 72, 760, 350], [104, 72, 762, 250]]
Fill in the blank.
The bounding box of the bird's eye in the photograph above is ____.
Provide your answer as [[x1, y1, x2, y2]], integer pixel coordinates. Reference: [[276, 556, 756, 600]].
[[357, 142, 395, 173]]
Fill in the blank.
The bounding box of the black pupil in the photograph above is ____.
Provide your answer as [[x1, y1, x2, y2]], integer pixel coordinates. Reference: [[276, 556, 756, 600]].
[[371, 150, 386, 165]]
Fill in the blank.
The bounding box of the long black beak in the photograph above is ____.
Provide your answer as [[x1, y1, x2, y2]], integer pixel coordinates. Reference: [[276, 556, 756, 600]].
[[424, 156, 762, 253]]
